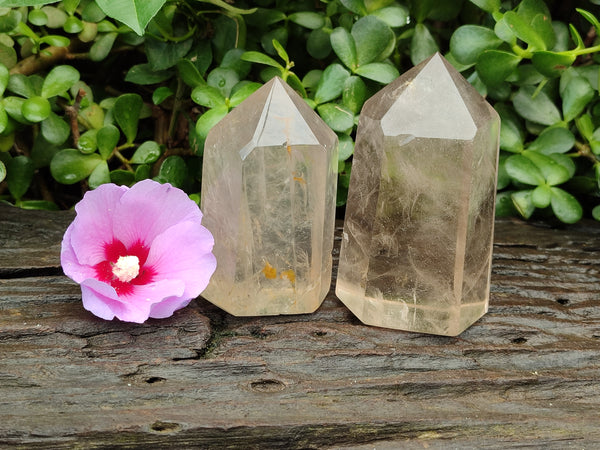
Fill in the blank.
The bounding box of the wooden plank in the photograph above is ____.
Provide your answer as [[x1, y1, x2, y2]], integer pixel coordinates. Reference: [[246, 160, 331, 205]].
[[0, 204, 599, 448]]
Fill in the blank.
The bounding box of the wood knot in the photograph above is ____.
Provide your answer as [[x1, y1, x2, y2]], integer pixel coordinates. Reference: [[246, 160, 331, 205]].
[[150, 421, 181, 433], [249, 379, 286, 393]]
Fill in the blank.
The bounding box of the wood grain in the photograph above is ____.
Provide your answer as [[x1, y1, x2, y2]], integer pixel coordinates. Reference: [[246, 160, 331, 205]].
[[0, 203, 599, 449]]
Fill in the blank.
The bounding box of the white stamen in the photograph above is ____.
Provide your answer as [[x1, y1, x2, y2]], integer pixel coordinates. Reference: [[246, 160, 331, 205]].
[[112, 255, 140, 283]]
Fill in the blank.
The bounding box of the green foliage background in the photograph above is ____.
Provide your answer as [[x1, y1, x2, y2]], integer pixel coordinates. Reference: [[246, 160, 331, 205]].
[[0, 0, 599, 224]]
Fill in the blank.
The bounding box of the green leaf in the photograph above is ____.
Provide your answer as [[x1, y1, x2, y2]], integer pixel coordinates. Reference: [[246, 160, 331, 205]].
[[531, 184, 551, 208], [7, 155, 34, 200], [530, 13, 556, 50], [229, 82, 261, 107], [592, 204, 600, 221], [3, 96, 28, 124], [0, 160, 5, 183], [88, 160, 110, 189], [339, 0, 367, 15], [505, 154, 545, 185], [221, 48, 251, 79], [41, 111, 70, 145], [314, 64, 350, 105], [50, 148, 102, 184], [0, 9, 20, 31], [261, 28, 287, 56], [342, 75, 367, 114], [496, 155, 511, 189], [195, 105, 228, 140], [41, 65, 80, 98], [371, 6, 410, 28], [89, 32, 117, 61], [352, 16, 394, 66], [495, 191, 518, 217], [0, 63, 8, 97], [550, 187, 582, 223], [450, 25, 502, 65], [155, 155, 187, 188], [523, 150, 570, 185], [21, 96, 51, 122], [113, 93, 143, 144], [130, 140, 161, 164], [531, 51, 575, 78], [135, 164, 151, 182], [176, 60, 206, 88], [338, 133, 354, 161], [317, 103, 354, 132], [511, 190, 536, 219], [97, 124, 120, 160], [354, 63, 399, 84], [191, 84, 226, 108], [288, 12, 325, 30], [527, 127, 574, 154], [0, 104, 6, 135], [7, 74, 35, 98], [307, 27, 331, 59], [476, 50, 521, 86], [110, 169, 135, 186], [560, 72, 594, 122], [207, 67, 239, 99], [469, 0, 500, 13], [496, 103, 524, 153], [548, 153, 576, 179], [330, 27, 358, 70], [202, 0, 256, 15], [145, 36, 193, 71], [241, 51, 282, 69], [63, 16, 84, 33], [513, 86, 562, 126], [152, 86, 173, 105], [576, 8, 600, 35], [503, 11, 546, 50], [125, 63, 172, 85], [271, 39, 289, 65], [77, 129, 98, 154], [410, 23, 438, 65], [95, 0, 166, 35]]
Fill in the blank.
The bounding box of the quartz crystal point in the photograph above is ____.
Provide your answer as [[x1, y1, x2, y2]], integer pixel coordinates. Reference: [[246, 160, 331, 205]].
[[336, 53, 500, 336], [201, 77, 338, 316]]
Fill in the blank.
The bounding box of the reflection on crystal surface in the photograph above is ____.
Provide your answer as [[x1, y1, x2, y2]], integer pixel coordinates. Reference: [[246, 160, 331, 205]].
[[336, 53, 500, 336], [201, 77, 338, 316]]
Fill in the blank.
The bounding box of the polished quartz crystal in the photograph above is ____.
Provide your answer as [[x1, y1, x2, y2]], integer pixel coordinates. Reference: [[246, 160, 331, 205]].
[[336, 53, 500, 336], [201, 77, 338, 316]]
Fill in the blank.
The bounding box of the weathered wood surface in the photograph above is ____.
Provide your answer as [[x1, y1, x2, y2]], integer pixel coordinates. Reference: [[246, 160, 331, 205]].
[[0, 203, 599, 449]]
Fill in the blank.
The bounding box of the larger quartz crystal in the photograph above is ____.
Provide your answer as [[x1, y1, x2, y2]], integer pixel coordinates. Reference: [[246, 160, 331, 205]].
[[336, 53, 500, 336], [201, 77, 338, 316]]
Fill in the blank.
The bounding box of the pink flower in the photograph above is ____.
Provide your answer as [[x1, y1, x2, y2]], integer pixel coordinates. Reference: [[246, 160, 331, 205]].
[[61, 179, 216, 323]]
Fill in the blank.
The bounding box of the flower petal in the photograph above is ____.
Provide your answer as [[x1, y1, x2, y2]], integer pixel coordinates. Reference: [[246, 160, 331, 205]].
[[113, 180, 203, 248], [69, 184, 128, 266], [61, 222, 97, 283], [149, 296, 193, 319], [145, 220, 216, 298]]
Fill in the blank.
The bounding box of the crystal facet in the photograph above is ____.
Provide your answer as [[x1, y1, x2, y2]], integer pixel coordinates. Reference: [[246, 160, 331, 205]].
[[201, 77, 338, 316], [336, 53, 500, 336]]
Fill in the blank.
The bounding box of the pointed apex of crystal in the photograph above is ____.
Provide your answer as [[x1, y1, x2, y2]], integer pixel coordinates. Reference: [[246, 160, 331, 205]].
[[381, 53, 477, 140], [240, 77, 320, 159]]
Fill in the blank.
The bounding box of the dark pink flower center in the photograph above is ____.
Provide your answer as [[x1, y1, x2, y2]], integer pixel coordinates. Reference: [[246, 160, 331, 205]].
[[94, 239, 155, 296]]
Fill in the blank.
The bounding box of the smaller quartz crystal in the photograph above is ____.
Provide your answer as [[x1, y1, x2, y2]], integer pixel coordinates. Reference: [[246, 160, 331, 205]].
[[201, 77, 338, 316], [336, 53, 500, 336]]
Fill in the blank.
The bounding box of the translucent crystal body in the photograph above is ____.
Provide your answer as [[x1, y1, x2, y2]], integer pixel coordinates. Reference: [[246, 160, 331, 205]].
[[201, 77, 338, 316], [336, 53, 500, 336]]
